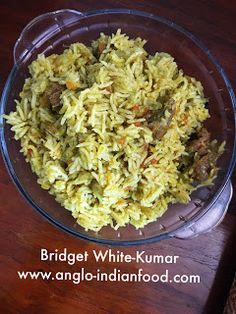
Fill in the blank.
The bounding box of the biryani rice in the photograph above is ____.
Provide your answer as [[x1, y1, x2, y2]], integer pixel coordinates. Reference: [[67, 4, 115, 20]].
[[5, 30, 218, 231]]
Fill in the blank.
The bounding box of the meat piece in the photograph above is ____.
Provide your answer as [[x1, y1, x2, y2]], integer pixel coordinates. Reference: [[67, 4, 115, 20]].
[[45, 83, 65, 112], [145, 99, 176, 140], [192, 154, 212, 181], [145, 107, 164, 124], [181, 127, 222, 183], [199, 127, 210, 142], [98, 42, 106, 54], [188, 128, 210, 156], [192, 147, 219, 182], [190, 128, 220, 182]]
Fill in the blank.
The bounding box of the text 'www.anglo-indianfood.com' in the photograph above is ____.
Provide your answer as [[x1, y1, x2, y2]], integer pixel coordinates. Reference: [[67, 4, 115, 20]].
[[17, 268, 201, 285]]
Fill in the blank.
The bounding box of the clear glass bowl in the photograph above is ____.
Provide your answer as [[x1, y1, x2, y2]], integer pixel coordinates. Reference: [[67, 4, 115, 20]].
[[1, 9, 235, 245]]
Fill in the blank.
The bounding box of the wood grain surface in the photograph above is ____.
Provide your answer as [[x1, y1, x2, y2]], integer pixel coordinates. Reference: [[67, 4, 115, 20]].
[[0, 1, 236, 314]]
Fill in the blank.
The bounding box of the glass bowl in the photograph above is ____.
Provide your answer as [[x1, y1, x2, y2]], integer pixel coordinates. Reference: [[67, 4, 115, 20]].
[[1, 9, 235, 245]]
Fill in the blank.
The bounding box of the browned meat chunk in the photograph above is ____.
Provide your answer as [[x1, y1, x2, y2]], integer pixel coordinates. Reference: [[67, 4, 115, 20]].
[[145, 99, 176, 140], [192, 154, 211, 181], [192, 148, 219, 182], [199, 127, 210, 142], [189, 127, 210, 156], [45, 83, 65, 112], [189, 127, 220, 182]]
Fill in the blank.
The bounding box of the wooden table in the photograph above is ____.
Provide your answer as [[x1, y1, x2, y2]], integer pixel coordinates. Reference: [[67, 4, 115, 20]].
[[1, 1, 236, 313]]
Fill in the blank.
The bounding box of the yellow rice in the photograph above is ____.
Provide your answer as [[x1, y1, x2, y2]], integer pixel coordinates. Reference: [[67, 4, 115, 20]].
[[5, 30, 216, 231]]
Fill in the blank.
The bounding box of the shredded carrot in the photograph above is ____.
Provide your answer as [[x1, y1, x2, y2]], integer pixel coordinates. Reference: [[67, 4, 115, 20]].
[[143, 143, 149, 151], [140, 157, 147, 168], [27, 148, 33, 156], [66, 80, 77, 90], [106, 172, 111, 182], [117, 199, 125, 205], [124, 186, 132, 191], [98, 42, 106, 54], [134, 121, 141, 127], [143, 107, 149, 115], [182, 115, 188, 124], [118, 138, 125, 145], [132, 104, 140, 111], [105, 85, 113, 93], [151, 158, 158, 165]]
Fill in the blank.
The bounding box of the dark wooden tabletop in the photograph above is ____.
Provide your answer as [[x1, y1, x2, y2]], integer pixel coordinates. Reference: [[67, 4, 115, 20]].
[[0, 1, 236, 314]]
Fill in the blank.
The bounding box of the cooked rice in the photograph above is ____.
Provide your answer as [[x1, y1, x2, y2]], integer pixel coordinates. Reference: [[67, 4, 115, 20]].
[[4, 30, 219, 231]]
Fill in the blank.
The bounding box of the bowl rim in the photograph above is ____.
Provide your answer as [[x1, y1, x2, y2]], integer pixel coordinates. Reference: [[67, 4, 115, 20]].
[[1, 8, 236, 246]]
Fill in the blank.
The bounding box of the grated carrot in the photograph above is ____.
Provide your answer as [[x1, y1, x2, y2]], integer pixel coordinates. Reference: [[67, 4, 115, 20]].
[[124, 186, 132, 191], [27, 148, 33, 156], [151, 158, 158, 165], [132, 104, 140, 111], [143, 107, 149, 115], [143, 143, 149, 151], [66, 80, 77, 90], [117, 199, 125, 205], [98, 42, 106, 54], [118, 138, 125, 145], [105, 85, 113, 93], [182, 115, 188, 124]]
